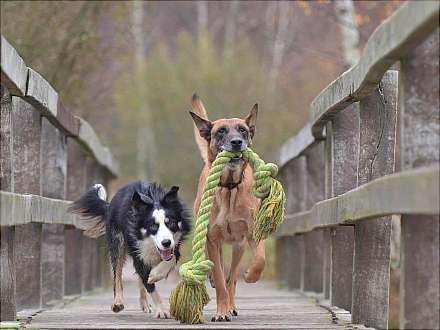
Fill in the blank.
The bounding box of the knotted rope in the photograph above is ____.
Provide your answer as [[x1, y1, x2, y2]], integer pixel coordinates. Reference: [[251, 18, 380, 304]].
[[169, 148, 285, 324]]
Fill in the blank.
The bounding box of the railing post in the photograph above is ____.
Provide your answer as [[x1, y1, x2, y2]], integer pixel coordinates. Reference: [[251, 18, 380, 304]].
[[328, 103, 359, 311], [278, 157, 306, 290], [40, 118, 67, 307], [322, 123, 332, 300], [65, 139, 87, 296], [12, 97, 43, 311], [302, 142, 325, 293], [0, 86, 16, 321], [352, 70, 398, 328], [399, 29, 439, 330]]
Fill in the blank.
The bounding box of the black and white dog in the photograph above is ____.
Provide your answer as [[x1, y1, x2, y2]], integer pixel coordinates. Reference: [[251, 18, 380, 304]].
[[69, 182, 191, 318]]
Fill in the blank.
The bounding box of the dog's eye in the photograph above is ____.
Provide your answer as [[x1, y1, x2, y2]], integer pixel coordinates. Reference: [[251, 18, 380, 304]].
[[150, 223, 159, 232], [217, 127, 227, 135], [238, 126, 247, 134]]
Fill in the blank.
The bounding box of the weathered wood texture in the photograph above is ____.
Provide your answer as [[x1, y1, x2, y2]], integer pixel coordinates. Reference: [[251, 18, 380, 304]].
[[27, 276, 353, 329], [279, 123, 316, 167], [351, 70, 398, 329], [0, 36, 27, 96], [11, 97, 43, 311], [40, 118, 67, 307], [329, 103, 359, 312], [399, 29, 439, 330], [0, 86, 16, 321], [65, 138, 87, 296], [279, 157, 307, 290], [310, 1, 439, 137], [276, 166, 439, 235], [302, 143, 325, 293]]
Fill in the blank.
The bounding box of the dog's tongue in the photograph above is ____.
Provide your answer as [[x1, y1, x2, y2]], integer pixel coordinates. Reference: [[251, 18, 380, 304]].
[[159, 249, 173, 261]]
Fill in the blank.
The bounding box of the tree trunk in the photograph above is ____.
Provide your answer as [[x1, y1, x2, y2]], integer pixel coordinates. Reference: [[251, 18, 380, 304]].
[[132, 0, 155, 180], [223, 0, 239, 59], [333, 0, 360, 68], [197, 1, 208, 38], [269, 1, 291, 93]]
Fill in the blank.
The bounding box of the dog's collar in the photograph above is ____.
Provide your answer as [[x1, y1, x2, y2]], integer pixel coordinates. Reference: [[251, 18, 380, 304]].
[[219, 172, 244, 190]]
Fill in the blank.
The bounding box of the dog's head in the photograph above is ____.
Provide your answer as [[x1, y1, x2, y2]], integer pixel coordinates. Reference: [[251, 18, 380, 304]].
[[131, 184, 191, 261], [189, 94, 258, 163]]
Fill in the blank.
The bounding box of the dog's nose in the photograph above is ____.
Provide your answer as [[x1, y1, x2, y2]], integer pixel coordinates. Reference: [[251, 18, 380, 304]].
[[230, 139, 243, 147], [161, 239, 171, 248]]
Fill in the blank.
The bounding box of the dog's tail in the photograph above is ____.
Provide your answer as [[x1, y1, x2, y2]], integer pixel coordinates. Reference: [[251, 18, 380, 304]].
[[68, 184, 108, 238], [191, 93, 209, 164]]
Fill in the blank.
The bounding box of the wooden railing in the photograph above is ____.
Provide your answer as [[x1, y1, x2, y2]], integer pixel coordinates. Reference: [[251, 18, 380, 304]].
[[275, 2, 439, 330], [0, 35, 119, 322]]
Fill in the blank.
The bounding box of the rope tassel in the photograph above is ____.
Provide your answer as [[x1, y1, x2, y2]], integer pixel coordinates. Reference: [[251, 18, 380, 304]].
[[169, 148, 285, 324]]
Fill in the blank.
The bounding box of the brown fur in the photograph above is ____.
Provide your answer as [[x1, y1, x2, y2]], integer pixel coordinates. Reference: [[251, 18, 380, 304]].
[[190, 94, 266, 322]]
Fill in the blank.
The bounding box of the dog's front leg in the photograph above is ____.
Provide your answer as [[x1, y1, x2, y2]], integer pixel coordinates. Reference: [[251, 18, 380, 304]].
[[147, 256, 176, 284], [207, 238, 231, 322], [148, 286, 169, 319]]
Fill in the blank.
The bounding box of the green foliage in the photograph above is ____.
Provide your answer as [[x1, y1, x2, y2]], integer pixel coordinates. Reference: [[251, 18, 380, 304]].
[[114, 31, 294, 203]]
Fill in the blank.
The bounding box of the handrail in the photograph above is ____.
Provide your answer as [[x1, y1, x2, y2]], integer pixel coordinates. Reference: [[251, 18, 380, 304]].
[[0, 35, 119, 177], [277, 166, 439, 235], [309, 1, 439, 138]]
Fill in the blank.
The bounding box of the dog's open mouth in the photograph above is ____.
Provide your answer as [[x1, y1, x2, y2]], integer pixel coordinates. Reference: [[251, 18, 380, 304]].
[[157, 247, 174, 261]]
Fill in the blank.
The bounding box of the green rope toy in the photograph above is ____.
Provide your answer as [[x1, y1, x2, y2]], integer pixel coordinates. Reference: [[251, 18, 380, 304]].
[[169, 148, 285, 324]]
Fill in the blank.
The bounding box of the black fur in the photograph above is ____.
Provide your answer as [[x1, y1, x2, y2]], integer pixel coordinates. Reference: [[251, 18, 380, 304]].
[[70, 181, 191, 309]]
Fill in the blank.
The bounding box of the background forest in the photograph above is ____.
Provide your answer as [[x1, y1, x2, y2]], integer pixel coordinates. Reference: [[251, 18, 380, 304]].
[[0, 0, 401, 201]]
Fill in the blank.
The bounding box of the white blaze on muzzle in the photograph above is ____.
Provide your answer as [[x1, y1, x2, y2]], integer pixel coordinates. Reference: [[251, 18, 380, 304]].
[[152, 209, 174, 261]]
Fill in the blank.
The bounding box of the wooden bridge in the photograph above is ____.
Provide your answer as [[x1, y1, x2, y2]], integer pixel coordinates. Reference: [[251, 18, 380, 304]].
[[1, 2, 439, 329]]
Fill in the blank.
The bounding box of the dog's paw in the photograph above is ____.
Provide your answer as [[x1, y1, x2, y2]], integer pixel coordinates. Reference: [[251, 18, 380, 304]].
[[230, 307, 238, 316], [155, 309, 170, 319], [139, 299, 152, 313], [211, 313, 231, 322], [111, 303, 124, 313], [148, 268, 166, 284], [244, 268, 263, 283]]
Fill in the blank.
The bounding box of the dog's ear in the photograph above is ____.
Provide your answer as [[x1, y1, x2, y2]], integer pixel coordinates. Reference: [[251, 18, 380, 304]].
[[132, 191, 153, 209], [244, 103, 258, 138], [189, 111, 212, 141], [162, 186, 179, 204]]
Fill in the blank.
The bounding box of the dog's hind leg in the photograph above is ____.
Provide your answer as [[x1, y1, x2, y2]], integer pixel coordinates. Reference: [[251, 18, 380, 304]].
[[244, 238, 266, 283], [108, 231, 126, 313], [227, 241, 245, 316], [138, 278, 152, 313]]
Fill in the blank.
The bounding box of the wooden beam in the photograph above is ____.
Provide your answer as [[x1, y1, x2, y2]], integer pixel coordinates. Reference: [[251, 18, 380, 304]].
[[40, 118, 67, 307], [77, 118, 119, 178], [310, 1, 440, 138], [399, 28, 439, 330], [65, 138, 87, 296], [329, 103, 358, 312], [0, 86, 15, 321], [351, 70, 398, 329], [278, 123, 317, 168], [302, 143, 325, 293], [0, 36, 27, 96], [276, 166, 440, 236], [11, 97, 42, 311]]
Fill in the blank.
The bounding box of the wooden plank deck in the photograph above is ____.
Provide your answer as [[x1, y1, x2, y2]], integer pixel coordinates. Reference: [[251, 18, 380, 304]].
[[23, 270, 360, 330]]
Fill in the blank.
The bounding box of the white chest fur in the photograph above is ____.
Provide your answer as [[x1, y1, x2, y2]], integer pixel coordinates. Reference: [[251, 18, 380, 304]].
[[137, 237, 162, 266]]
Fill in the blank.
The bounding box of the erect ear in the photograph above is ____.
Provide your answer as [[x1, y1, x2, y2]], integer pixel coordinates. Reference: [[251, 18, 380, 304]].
[[189, 111, 212, 141], [244, 103, 258, 138], [162, 186, 179, 204], [132, 191, 153, 209]]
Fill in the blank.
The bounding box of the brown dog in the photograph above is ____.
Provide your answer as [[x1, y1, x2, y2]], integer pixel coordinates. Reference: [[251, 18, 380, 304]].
[[189, 94, 266, 322]]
